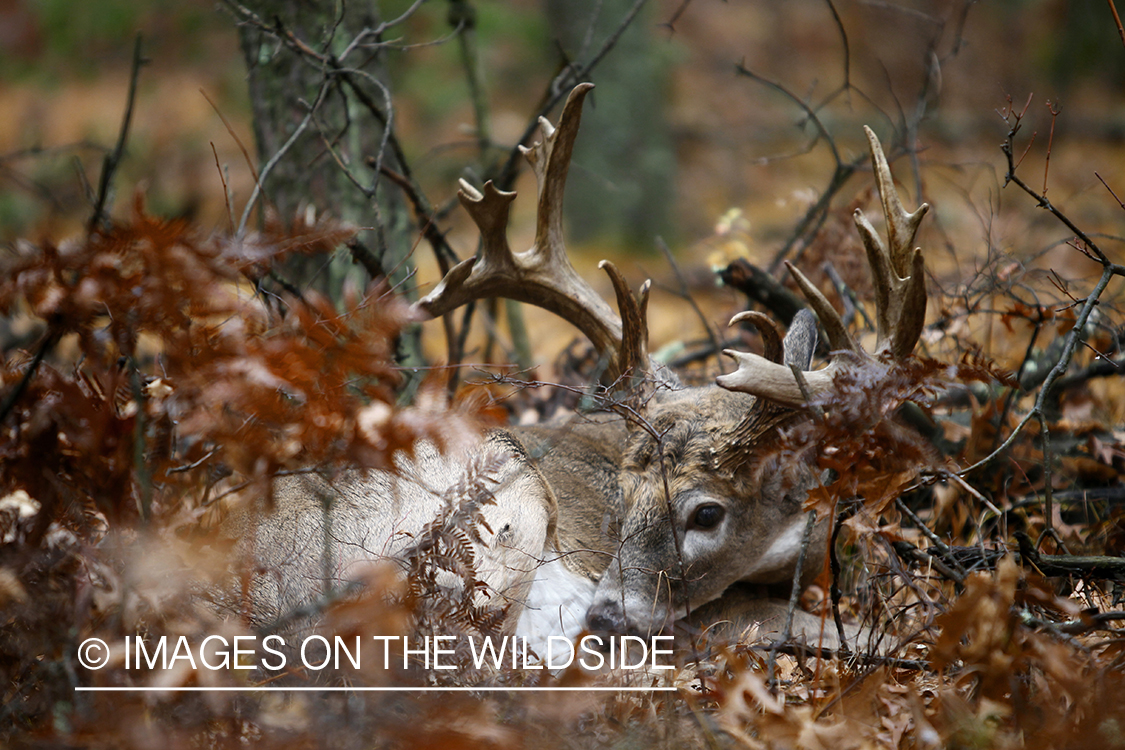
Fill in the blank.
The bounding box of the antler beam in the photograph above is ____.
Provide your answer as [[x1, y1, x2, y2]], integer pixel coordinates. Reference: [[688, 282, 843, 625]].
[[415, 83, 651, 386]]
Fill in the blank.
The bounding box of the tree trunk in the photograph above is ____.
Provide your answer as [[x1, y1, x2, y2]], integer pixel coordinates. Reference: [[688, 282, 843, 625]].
[[235, 0, 409, 298], [235, 0, 423, 398]]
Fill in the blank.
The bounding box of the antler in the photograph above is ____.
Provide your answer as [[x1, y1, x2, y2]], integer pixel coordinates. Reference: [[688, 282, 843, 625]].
[[717, 127, 929, 406], [416, 83, 651, 386]]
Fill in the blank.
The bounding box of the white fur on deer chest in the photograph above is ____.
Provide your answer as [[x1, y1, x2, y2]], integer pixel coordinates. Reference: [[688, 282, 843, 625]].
[[515, 551, 597, 655]]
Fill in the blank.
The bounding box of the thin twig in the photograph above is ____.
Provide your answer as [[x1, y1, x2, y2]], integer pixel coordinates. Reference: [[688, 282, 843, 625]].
[[1108, 0, 1125, 50], [823, 0, 850, 92], [201, 88, 260, 186], [1043, 99, 1060, 196], [1095, 172, 1125, 211], [735, 64, 842, 167], [89, 35, 147, 233], [450, 0, 490, 155], [829, 499, 855, 653], [0, 140, 107, 166], [728, 63, 868, 272], [653, 236, 722, 364], [1000, 122, 1110, 266], [237, 83, 331, 235], [990, 303, 1043, 454], [211, 142, 235, 233], [494, 0, 651, 192], [0, 330, 59, 428], [1034, 412, 1067, 550], [375, 166, 459, 274], [1015, 131, 1036, 172], [767, 510, 819, 689], [661, 0, 695, 32]]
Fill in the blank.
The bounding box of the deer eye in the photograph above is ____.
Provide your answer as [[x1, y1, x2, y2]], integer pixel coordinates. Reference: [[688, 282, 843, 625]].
[[690, 504, 725, 530]]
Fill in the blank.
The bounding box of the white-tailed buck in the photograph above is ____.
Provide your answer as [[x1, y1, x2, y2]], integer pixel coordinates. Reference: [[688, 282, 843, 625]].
[[222, 84, 928, 654]]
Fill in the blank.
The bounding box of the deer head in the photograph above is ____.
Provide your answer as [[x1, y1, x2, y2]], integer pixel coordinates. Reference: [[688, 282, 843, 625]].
[[417, 84, 929, 639]]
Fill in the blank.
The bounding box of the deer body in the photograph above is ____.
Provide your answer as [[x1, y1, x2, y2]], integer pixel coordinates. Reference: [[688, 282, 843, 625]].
[[223, 84, 928, 656], [221, 435, 553, 632], [226, 397, 830, 648]]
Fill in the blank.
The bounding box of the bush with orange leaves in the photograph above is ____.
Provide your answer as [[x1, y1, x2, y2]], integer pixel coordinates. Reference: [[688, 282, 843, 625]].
[[0, 198, 484, 739], [0, 196, 475, 537]]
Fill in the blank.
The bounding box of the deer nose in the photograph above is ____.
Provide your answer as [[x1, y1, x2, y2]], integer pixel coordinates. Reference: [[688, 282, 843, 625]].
[[585, 602, 626, 635]]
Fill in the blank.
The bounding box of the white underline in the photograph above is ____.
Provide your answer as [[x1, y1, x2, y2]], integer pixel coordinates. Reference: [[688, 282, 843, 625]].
[[75, 685, 677, 692]]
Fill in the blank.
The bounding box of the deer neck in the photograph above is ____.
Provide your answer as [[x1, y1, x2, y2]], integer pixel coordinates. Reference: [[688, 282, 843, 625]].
[[505, 416, 627, 581]]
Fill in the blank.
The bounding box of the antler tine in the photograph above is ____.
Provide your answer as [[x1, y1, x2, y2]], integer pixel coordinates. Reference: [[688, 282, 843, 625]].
[[783, 262, 855, 353], [456, 179, 517, 269], [856, 126, 929, 359], [520, 83, 595, 268], [416, 83, 647, 385], [717, 310, 843, 406], [728, 311, 784, 364], [716, 342, 840, 407], [599, 260, 653, 387], [716, 127, 929, 409]]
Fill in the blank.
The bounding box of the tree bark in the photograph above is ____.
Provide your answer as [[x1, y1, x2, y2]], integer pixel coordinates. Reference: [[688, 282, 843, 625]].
[[235, 0, 409, 299]]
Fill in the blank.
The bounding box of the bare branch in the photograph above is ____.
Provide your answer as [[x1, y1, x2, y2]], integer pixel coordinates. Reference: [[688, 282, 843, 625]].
[[237, 83, 330, 236], [1109, 0, 1125, 50], [1043, 99, 1060, 195], [89, 35, 147, 233]]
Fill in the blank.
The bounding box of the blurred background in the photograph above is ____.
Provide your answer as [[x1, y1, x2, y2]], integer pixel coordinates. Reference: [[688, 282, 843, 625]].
[[1, 0, 1123, 378]]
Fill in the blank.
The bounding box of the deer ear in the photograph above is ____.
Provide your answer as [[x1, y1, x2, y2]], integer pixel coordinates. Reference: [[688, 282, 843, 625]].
[[782, 308, 818, 371]]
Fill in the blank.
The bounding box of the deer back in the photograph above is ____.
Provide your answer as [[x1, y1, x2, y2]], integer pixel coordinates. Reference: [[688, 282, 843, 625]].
[[217, 435, 555, 634]]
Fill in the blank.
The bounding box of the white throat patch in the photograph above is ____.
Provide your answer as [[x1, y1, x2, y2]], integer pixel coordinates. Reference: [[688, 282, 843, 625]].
[[515, 552, 597, 656]]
